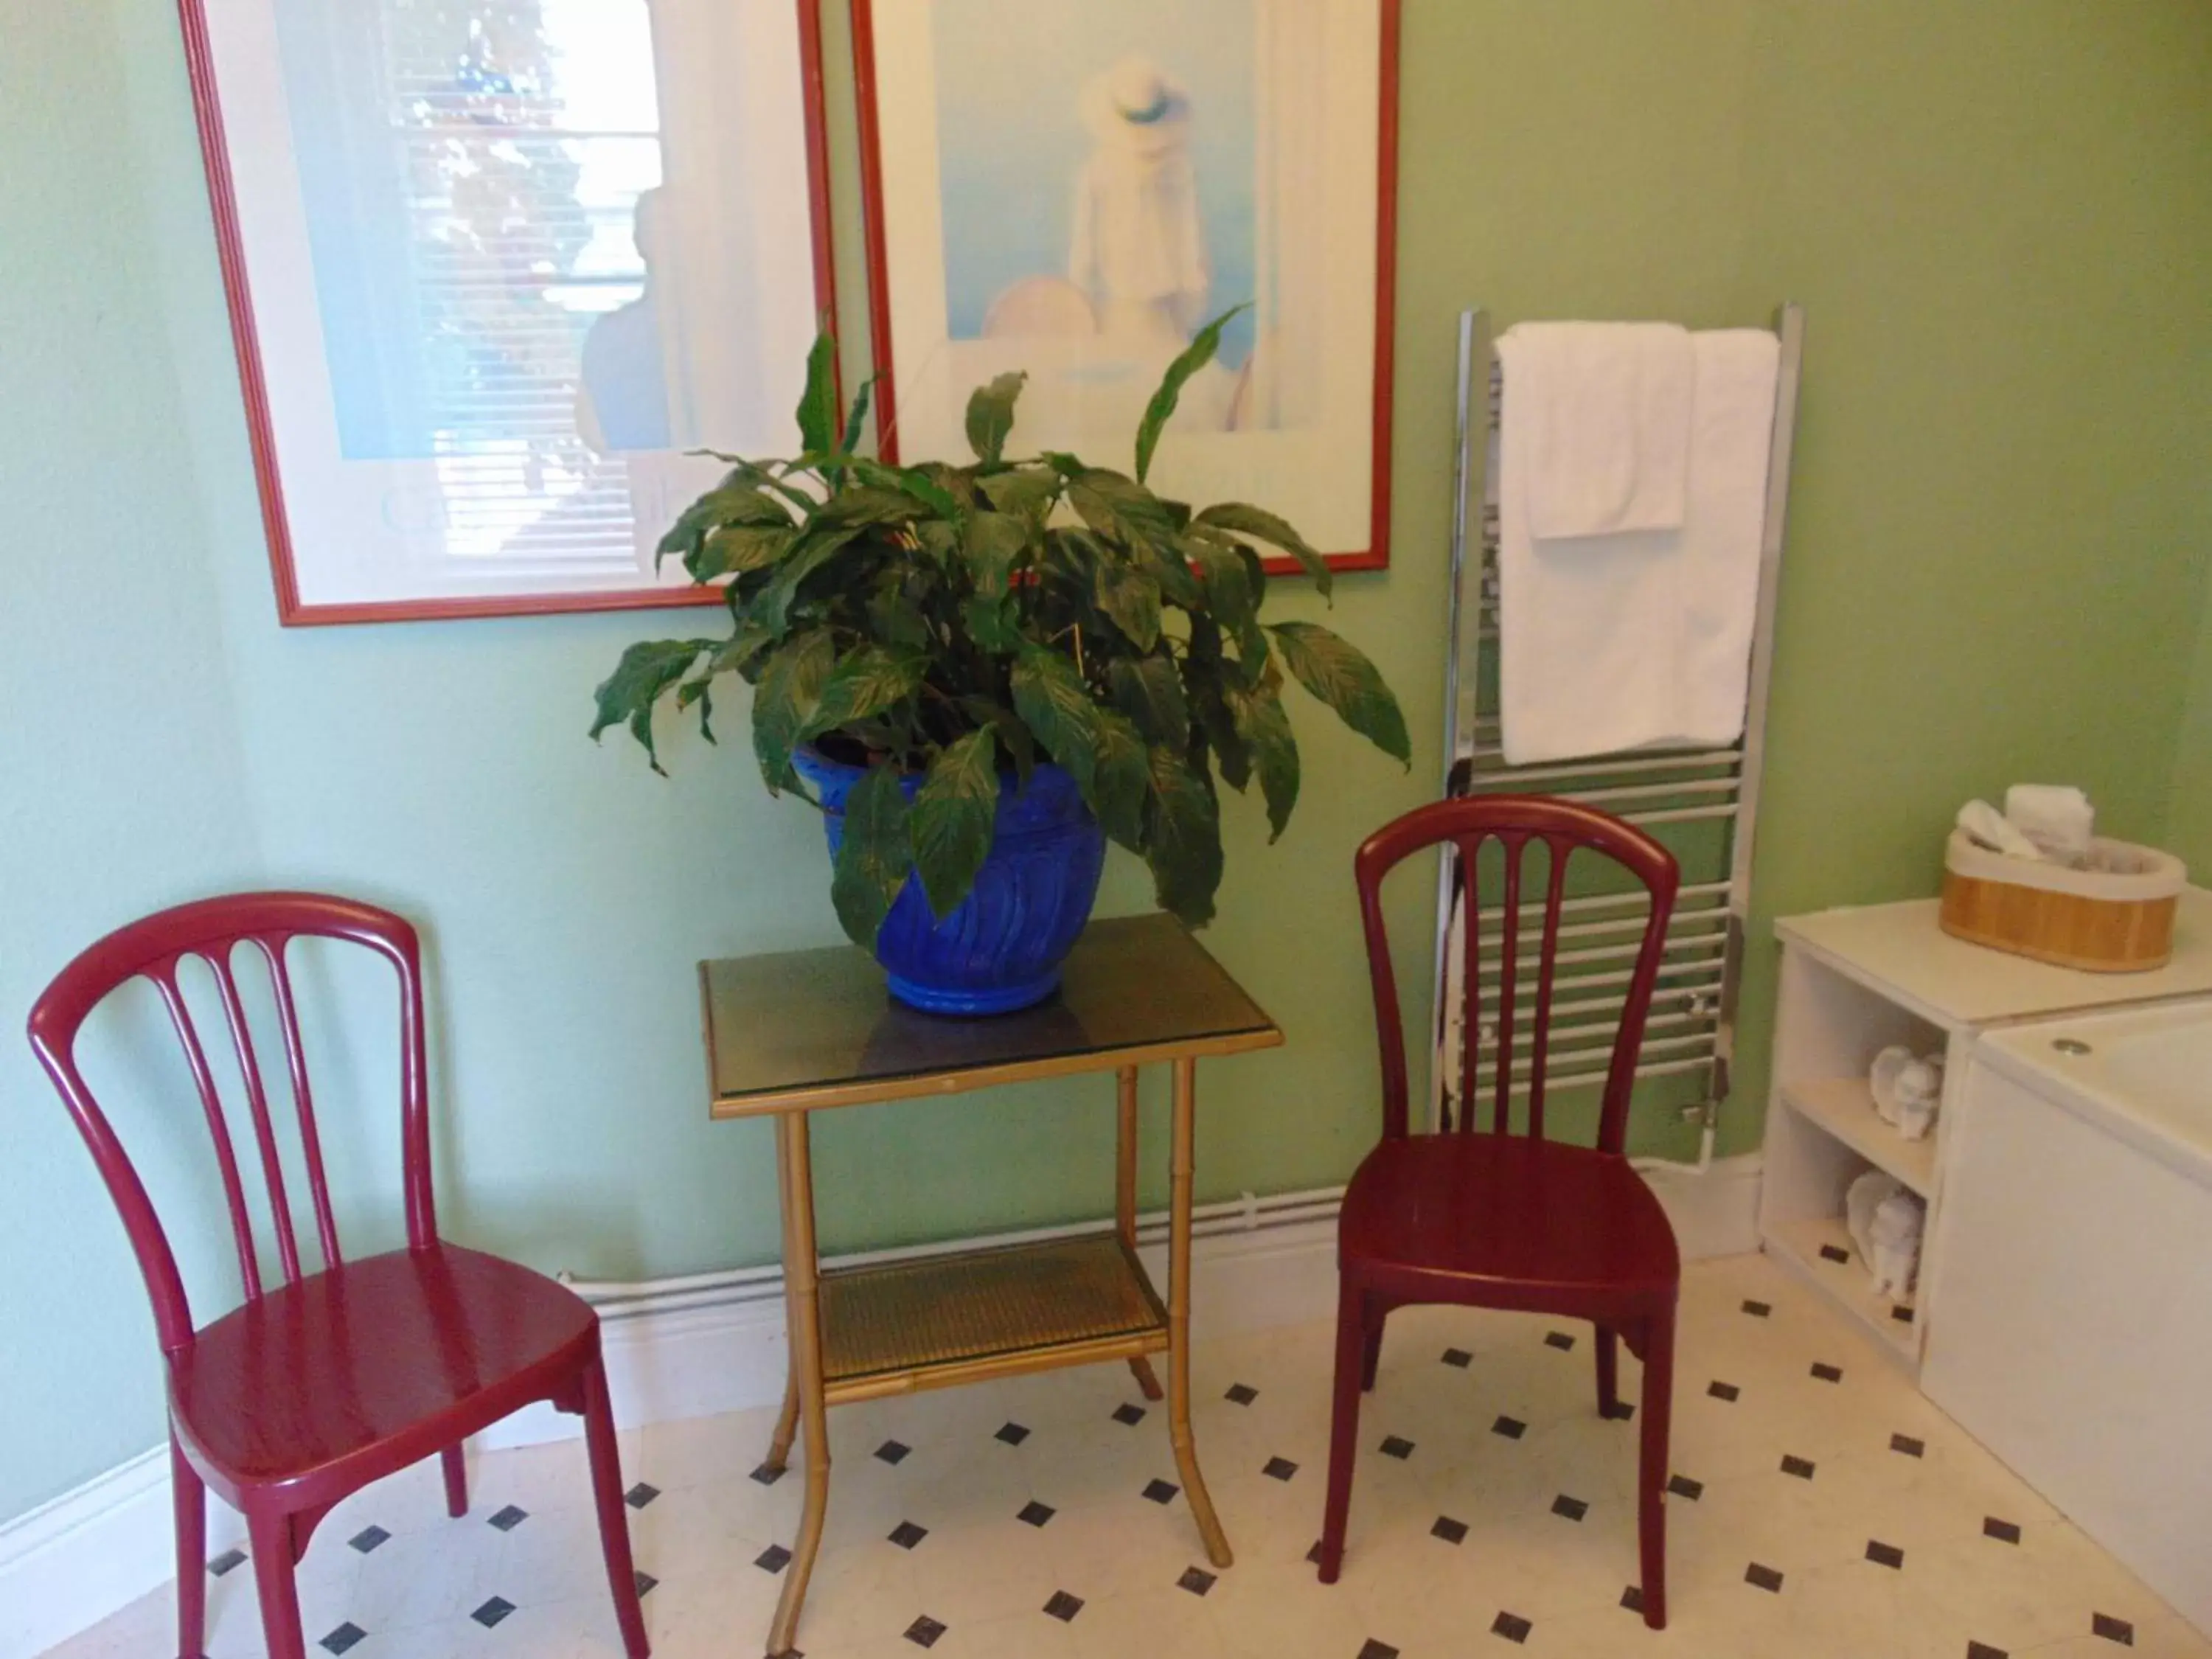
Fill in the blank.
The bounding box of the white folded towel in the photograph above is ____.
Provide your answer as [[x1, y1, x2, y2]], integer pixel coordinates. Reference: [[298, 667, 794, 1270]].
[[2004, 785, 2095, 863], [1496, 328, 1781, 767], [1499, 321, 1694, 540]]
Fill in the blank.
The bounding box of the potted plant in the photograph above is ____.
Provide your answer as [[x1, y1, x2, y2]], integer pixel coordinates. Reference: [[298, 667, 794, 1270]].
[[591, 310, 1408, 1014]]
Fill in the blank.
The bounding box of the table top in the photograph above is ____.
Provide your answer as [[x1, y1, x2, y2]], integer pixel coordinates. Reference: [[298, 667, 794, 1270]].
[[700, 914, 1283, 1117], [1775, 888, 2212, 1030]]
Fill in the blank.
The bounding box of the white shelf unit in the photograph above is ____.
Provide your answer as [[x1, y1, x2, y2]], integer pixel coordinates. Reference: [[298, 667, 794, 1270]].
[[1762, 890, 2212, 1377]]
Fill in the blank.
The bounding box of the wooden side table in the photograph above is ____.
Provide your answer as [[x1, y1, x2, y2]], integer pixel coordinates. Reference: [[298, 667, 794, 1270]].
[[699, 914, 1283, 1659]]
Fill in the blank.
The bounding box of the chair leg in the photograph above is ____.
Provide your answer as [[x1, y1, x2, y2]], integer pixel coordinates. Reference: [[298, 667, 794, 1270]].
[[579, 1354, 653, 1658], [1635, 1304, 1677, 1630], [244, 1509, 307, 1659], [441, 1445, 469, 1518], [1317, 1283, 1367, 1583], [1359, 1302, 1384, 1394], [1595, 1324, 1620, 1419], [170, 1435, 207, 1659]]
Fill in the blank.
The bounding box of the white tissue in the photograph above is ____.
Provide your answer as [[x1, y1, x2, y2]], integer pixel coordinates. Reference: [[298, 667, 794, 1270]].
[[1956, 799, 2044, 860], [2005, 785, 2095, 864]]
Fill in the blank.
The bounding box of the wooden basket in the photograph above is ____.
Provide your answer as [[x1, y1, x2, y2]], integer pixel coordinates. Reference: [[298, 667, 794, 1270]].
[[1939, 830, 2187, 973]]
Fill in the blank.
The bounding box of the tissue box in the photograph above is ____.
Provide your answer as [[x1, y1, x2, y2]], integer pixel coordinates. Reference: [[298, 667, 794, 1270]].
[[1940, 830, 2187, 972]]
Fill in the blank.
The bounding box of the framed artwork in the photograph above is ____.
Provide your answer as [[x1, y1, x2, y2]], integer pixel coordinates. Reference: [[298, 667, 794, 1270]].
[[179, 0, 838, 624], [852, 0, 1400, 573]]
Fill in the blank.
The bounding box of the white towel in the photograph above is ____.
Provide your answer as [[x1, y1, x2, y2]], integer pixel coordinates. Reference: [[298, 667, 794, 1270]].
[[1497, 328, 1780, 767], [1500, 321, 1694, 540]]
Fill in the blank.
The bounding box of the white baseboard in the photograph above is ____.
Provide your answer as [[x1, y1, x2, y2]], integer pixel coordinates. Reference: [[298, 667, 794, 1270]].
[[0, 1161, 1757, 1656]]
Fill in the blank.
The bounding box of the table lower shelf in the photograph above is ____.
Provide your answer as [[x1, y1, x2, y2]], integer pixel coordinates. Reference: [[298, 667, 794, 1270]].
[[1762, 1214, 1919, 1366], [821, 1231, 1169, 1403]]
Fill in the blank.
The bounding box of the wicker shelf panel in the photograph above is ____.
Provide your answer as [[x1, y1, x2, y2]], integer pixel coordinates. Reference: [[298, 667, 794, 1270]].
[[821, 1233, 1166, 1386]]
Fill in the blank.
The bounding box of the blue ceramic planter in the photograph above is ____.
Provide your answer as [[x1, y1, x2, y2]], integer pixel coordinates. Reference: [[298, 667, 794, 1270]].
[[793, 746, 1107, 1016]]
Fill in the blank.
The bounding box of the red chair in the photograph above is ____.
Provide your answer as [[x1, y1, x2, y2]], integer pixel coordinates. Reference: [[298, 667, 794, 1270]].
[[27, 894, 651, 1659], [1317, 797, 1683, 1628]]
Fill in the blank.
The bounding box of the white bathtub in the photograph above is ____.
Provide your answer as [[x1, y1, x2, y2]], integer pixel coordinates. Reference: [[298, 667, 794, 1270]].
[[1924, 997, 2212, 1632]]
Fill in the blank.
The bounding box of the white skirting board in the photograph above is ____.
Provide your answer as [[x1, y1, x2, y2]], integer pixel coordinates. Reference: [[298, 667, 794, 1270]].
[[0, 1156, 1757, 1658]]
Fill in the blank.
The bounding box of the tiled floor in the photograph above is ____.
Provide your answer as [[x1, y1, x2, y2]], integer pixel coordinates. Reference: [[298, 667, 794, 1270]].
[[47, 1253, 2207, 1659]]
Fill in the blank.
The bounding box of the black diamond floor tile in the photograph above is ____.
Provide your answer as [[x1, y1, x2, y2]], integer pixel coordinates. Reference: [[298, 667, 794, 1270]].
[[1742, 1299, 1772, 1318], [1143, 1478, 1180, 1503], [889, 1520, 928, 1549], [1044, 1590, 1084, 1622], [751, 1462, 786, 1485], [1492, 1610, 1533, 1643], [1018, 1500, 1055, 1528], [1708, 1380, 1741, 1402], [1667, 1474, 1703, 1501], [1812, 1362, 1844, 1382], [319, 1624, 366, 1655], [1263, 1456, 1298, 1481], [1543, 1330, 1576, 1352], [487, 1504, 528, 1531], [1891, 1304, 1916, 1323], [904, 1614, 946, 1649], [1966, 1644, 2008, 1659], [1781, 1454, 1816, 1480], [875, 1439, 911, 1466], [1819, 1242, 1851, 1265], [1866, 1540, 1905, 1569], [1113, 1403, 1147, 1426], [1551, 1495, 1587, 1522], [1178, 1566, 1216, 1596], [1443, 1347, 1474, 1368], [347, 1526, 389, 1554], [2092, 1613, 2134, 1644], [1492, 1415, 1527, 1439], [995, 1422, 1029, 1445], [1225, 1383, 1259, 1405], [634, 1571, 657, 1599], [1357, 1641, 1399, 1659], [1745, 1562, 1784, 1593], [1601, 1399, 1635, 1421], [1891, 1433, 1926, 1458], [208, 1548, 247, 1578], [625, 1483, 659, 1509], [1380, 1435, 1414, 1459], [756, 1544, 793, 1573], [1984, 1517, 2023, 1544], [1620, 1585, 1644, 1613], [1432, 1515, 1469, 1545], [472, 1599, 515, 1630]]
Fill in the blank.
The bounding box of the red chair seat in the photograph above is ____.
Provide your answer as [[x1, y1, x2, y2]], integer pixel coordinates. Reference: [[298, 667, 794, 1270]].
[[171, 1245, 596, 1491], [1341, 1135, 1679, 1298]]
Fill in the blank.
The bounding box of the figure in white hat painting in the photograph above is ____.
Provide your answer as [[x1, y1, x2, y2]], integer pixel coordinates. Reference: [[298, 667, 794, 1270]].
[[1068, 57, 1210, 349]]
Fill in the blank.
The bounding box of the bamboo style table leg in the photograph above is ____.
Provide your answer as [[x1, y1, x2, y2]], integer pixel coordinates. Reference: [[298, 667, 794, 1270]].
[[1167, 1056, 1233, 1568], [1118, 1065, 1165, 1402], [765, 1110, 831, 1659], [762, 1118, 801, 1475]]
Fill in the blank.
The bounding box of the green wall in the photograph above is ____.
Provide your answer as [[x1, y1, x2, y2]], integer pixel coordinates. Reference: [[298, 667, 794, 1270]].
[[5, 0, 2210, 1523], [2169, 602, 2212, 873]]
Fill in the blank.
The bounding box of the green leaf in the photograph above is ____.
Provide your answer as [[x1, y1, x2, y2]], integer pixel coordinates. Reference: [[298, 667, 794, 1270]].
[[751, 525, 863, 636], [964, 511, 1029, 599], [1187, 538, 1256, 633], [852, 457, 962, 520], [751, 629, 837, 793], [813, 487, 922, 529], [1110, 656, 1189, 748], [803, 645, 928, 740], [709, 619, 778, 679], [1068, 470, 1177, 550], [1090, 709, 1150, 846], [692, 520, 794, 581], [961, 594, 1025, 655], [1091, 559, 1162, 651], [588, 639, 713, 772], [838, 375, 875, 454], [978, 467, 1060, 525], [1133, 537, 1203, 608], [1010, 647, 1101, 787], [796, 330, 839, 456], [1194, 501, 1332, 595], [1144, 747, 1225, 926], [1228, 683, 1299, 840], [965, 371, 1027, 465], [1269, 620, 1411, 765], [830, 764, 914, 947], [1135, 303, 1248, 484], [675, 677, 717, 744], [909, 728, 999, 918]]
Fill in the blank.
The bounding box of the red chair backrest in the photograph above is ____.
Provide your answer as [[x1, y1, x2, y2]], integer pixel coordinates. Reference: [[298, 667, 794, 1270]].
[[1355, 796, 1680, 1151], [26, 892, 435, 1355]]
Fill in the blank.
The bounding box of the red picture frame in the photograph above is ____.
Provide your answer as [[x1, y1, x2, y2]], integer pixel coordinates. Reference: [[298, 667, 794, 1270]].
[[178, 0, 841, 626], [852, 0, 1400, 576]]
